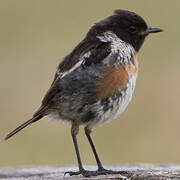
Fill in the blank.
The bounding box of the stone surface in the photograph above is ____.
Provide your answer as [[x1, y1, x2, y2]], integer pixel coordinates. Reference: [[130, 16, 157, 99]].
[[0, 164, 180, 179]]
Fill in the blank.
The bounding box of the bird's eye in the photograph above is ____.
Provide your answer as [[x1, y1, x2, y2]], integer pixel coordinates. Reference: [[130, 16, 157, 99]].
[[128, 26, 136, 33]]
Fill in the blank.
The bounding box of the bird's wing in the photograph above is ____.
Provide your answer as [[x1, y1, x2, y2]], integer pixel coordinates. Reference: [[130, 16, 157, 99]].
[[41, 41, 111, 106]]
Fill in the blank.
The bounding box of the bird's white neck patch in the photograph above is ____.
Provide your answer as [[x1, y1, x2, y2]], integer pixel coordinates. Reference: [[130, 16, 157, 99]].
[[97, 31, 135, 60]]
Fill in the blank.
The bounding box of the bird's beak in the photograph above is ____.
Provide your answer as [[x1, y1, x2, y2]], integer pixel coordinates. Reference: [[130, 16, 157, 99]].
[[147, 27, 163, 34], [142, 27, 163, 36], [146, 27, 163, 34]]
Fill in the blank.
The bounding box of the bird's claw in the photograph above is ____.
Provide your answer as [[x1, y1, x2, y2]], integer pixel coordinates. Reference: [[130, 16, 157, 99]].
[[64, 167, 128, 177]]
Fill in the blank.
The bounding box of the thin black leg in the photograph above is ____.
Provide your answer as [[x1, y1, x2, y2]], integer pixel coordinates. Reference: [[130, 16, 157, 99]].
[[65, 125, 128, 177], [84, 127, 128, 176], [72, 133, 83, 171], [84, 128, 103, 170], [65, 124, 84, 176]]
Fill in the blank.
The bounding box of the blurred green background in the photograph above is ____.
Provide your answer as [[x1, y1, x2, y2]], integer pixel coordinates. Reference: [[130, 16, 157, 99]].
[[0, 0, 180, 167]]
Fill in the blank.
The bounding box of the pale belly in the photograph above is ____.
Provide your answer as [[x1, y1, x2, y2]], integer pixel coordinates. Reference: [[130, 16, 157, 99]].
[[86, 74, 137, 129]]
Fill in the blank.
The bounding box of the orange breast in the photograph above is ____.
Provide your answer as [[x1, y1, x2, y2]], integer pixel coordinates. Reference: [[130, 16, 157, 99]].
[[96, 66, 129, 99], [96, 53, 138, 100]]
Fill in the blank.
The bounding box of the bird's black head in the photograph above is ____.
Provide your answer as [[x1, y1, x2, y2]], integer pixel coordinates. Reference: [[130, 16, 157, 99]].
[[87, 9, 163, 52]]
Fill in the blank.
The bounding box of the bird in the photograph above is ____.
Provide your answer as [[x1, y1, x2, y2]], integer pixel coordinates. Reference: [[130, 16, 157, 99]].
[[4, 9, 162, 177]]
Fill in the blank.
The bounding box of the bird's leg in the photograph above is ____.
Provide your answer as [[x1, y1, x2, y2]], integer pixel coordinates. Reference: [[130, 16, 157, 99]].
[[64, 123, 85, 176], [65, 124, 105, 177], [65, 124, 128, 177], [84, 127, 104, 170], [71, 124, 84, 171], [84, 127, 128, 176]]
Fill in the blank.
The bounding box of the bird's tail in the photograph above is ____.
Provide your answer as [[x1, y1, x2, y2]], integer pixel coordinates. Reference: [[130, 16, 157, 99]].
[[4, 114, 43, 141]]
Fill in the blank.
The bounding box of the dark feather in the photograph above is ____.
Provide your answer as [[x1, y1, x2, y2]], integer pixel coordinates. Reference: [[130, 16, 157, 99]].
[[41, 77, 60, 105], [41, 40, 110, 107], [82, 42, 111, 67], [4, 114, 43, 140]]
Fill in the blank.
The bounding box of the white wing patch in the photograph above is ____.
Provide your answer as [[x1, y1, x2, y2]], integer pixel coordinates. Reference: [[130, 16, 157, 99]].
[[59, 51, 91, 78]]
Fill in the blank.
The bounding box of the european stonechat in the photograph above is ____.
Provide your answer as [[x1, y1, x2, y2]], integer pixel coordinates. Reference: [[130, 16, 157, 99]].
[[4, 10, 162, 177]]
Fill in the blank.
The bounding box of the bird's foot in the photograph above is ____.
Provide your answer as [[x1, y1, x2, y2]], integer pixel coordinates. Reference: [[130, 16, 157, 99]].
[[97, 167, 128, 176], [65, 167, 128, 177]]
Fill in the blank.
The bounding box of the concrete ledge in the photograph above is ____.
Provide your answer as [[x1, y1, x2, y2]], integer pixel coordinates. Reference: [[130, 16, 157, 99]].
[[0, 164, 180, 179]]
